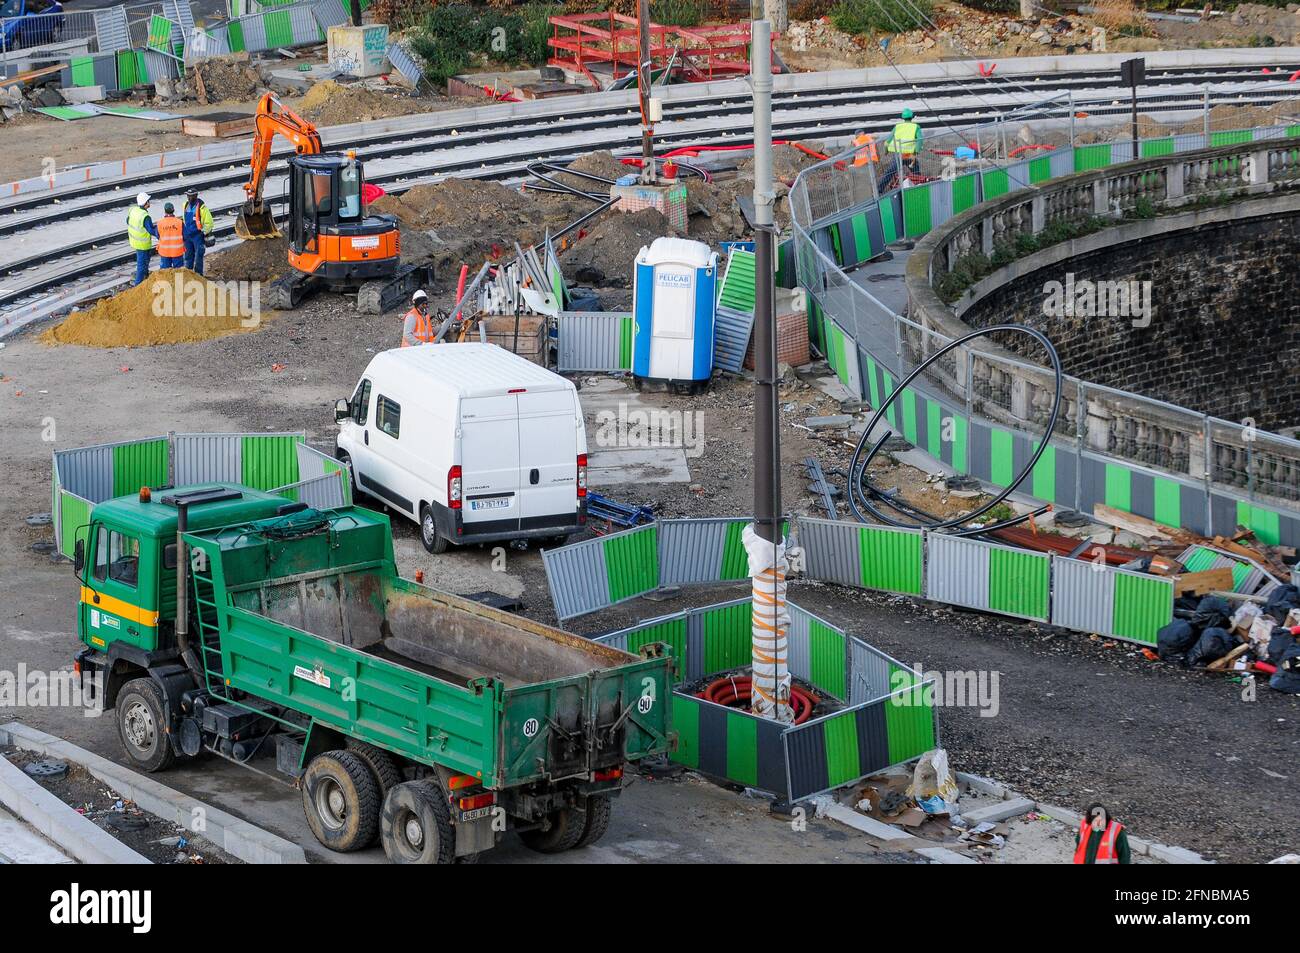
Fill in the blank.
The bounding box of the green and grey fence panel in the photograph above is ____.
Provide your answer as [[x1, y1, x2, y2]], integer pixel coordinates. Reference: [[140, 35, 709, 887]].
[[271, 473, 348, 510], [658, 517, 751, 586], [556, 312, 633, 373], [797, 517, 925, 596], [782, 676, 937, 802], [1210, 493, 1300, 548], [1050, 556, 1172, 647], [696, 598, 753, 674], [901, 182, 932, 237], [1179, 544, 1276, 595], [848, 636, 905, 707], [785, 602, 848, 700], [830, 205, 887, 269], [670, 692, 791, 796], [542, 523, 659, 621], [926, 532, 1050, 621], [929, 178, 954, 231], [296, 442, 351, 505], [174, 432, 305, 491], [1079, 454, 1209, 536]]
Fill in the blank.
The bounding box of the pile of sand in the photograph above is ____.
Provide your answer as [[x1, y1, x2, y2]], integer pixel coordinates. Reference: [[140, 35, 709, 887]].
[[193, 53, 262, 104], [298, 80, 429, 125], [42, 270, 257, 348], [205, 235, 289, 283]]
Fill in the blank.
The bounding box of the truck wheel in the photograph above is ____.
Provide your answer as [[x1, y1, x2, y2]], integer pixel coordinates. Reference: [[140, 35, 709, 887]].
[[519, 802, 588, 854], [116, 678, 175, 773], [345, 739, 402, 798], [301, 750, 381, 852], [575, 795, 613, 849], [381, 780, 455, 864], [420, 505, 449, 554]]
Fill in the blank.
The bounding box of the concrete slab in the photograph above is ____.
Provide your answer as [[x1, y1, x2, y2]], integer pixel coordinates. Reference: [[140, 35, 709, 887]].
[[588, 448, 691, 485], [961, 796, 1037, 825], [0, 722, 306, 864], [915, 845, 979, 864], [0, 805, 73, 864]]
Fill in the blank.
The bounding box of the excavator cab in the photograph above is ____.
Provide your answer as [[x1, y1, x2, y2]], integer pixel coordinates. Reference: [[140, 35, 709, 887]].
[[285, 153, 400, 283]]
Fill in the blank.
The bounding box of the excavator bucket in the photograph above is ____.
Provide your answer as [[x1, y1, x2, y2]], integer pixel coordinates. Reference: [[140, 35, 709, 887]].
[[235, 202, 280, 240]]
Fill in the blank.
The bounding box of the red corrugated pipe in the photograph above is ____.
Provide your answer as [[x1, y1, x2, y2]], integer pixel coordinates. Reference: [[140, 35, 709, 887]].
[[699, 674, 818, 724]]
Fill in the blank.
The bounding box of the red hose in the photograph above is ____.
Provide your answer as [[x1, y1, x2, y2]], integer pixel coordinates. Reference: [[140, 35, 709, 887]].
[[1008, 143, 1055, 158], [698, 675, 818, 724], [454, 264, 469, 305]]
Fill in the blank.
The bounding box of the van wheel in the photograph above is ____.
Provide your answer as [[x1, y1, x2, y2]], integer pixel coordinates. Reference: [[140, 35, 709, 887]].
[[116, 678, 175, 773], [381, 780, 455, 864], [420, 505, 449, 554], [301, 750, 381, 852], [520, 802, 588, 854], [335, 450, 364, 504]]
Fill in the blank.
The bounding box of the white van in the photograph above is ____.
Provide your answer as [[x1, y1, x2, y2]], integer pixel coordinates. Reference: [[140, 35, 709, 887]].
[[335, 343, 589, 553]]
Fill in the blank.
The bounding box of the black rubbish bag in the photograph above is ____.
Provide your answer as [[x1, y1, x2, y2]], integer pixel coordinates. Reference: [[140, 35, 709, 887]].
[[1157, 619, 1197, 661], [1267, 627, 1297, 667], [1187, 627, 1235, 668], [1264, 585, 1300, 623], [1269, 643, 1300, 694]]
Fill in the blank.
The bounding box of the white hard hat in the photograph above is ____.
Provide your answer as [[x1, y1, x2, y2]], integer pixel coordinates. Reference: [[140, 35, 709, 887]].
[[412, 290, 427, 303], [137, 192, 151, 206]]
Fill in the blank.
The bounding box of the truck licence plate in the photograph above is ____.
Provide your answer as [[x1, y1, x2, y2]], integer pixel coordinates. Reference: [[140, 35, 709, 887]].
[[459, 806, 494, 822], [470, 497, 510, 511]]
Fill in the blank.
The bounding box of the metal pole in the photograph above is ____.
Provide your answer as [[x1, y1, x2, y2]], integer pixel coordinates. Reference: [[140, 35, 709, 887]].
[[638, 0, 655, 184], [750, 19, 790, 724], [1203, 85, 1211, 139], [349, 0, 361, 27]]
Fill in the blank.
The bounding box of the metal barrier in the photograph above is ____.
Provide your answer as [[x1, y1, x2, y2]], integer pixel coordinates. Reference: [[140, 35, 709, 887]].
[[659, 517, 752, 587], [925, 532, 1051, 622], [593, 596, 937, 802], [789, 94, 1300, 549], [50, 432, 323, 557], [270, 471, 348, 510], [540, 522, 658, 620], [555, 312, 633, 374]]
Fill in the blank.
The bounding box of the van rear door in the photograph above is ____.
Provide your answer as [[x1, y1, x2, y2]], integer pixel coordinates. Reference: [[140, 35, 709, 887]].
[[460, 395, 521, 530], [516, 389, 578, 527]]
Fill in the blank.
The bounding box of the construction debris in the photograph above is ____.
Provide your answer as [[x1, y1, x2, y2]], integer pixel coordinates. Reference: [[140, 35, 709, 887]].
[[297, 79, 429, 124]]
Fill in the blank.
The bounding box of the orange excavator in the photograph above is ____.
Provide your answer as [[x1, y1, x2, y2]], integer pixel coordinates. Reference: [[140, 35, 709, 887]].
[[235, 93, 431, 313]]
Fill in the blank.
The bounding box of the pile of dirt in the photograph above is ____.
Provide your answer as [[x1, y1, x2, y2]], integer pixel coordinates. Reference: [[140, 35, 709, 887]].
[[205, 236, 289, 283], [559, 207, 674, 287], [193, 53, 262, 104], [374, 178, 541, 233], [738, 142, 824, 184], [298, 80, 429, 125], [42, 270, 256, 348]]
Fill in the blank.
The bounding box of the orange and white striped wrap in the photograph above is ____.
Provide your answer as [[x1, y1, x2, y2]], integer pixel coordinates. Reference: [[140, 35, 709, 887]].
[[743, 523, 794, 723]]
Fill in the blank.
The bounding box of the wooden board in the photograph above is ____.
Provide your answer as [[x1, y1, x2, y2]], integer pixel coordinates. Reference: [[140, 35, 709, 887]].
[[181, 111, 255, 138], [1173, 567, 1235, 596]]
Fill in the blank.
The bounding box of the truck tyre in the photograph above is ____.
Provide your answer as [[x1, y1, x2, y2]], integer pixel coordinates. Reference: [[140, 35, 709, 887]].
[[420, 505, 449, 554], [519, 802, 588, 854], [575, 795, 613, 848], [345, 739, 402, 798], [381, 780, 455, 864], [301, 750, 381, 852], [116, 678, 175, 773]]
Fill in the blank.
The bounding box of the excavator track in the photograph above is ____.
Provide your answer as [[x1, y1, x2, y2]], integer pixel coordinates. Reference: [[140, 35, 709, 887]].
[[356, 264, 434, 315]]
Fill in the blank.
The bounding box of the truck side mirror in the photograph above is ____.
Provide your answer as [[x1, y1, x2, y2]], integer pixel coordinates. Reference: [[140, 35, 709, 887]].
[[73, 538, 85, 575], [335, 398, 351, 422]]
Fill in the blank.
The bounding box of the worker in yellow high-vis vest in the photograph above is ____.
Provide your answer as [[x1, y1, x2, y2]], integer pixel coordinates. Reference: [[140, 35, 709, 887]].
[[887, 108, 923, 179], [126, 192, 160, 286]]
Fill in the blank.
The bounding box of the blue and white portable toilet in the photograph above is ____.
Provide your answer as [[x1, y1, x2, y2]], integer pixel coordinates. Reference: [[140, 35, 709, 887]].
[[632, 237, 717, 391]]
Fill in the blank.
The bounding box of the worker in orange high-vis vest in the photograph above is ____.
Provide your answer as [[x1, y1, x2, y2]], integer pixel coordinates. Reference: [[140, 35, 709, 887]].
[[851, 131, 878, 167], [1073, 803, 1131, 864], [401, 289, 436, 347], [155, 202, 185, 270]]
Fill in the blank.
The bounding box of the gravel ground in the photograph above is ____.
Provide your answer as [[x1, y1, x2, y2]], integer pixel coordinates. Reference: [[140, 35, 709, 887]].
[[4, 243, 1296, 863]]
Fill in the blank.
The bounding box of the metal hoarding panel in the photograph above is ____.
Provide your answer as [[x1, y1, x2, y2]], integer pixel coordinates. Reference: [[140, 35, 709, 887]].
[[273, 473, 346, 510], [787, 602, 811, 686], [928, 178, 953, 231], [1049, 149, 1075, 177], [312, 0, 348, 31], [140, 49, 179, 81], [54, 444, 114, 504], [557, 312, 626, 372], [58, 491, 93, 558], [601, 524, 659, 603], [173, 433, 242, 485], [849, 636, 891, 707], [658, 518, 727, 587], [714, 304, 755, 374], [925, 532, 991, 611], [1111, 569, 1173, 647], [1050, 556, 1116, 636], [860, 524, 924, 595], [592, 630, 630, 653], [1006, 158, 1031, 191], [798, 517, 861, 587], [241, 434, 302, 489], [986, 544, 1050, 621], [240, 13, 268, 52], [111, 437, 169, 497], [386, 41, 422, 87], [1173, 133, 1207, 153], [542, 535, 613, 620], [94, 5, 131, 53], [51, 457, 62, 561], [287, 3, 321, 45]]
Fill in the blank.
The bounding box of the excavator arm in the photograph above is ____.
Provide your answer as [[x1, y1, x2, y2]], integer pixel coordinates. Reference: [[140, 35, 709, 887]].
[[235, 92, 324, 240]]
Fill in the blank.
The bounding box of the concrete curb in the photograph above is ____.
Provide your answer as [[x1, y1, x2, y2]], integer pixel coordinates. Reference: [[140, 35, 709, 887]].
[[0, 752, 149, 864], [0, 722, 306, 865]]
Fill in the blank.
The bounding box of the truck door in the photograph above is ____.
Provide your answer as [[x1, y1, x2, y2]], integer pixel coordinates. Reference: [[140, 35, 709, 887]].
[[516, 390, 578, 526], [460, 395, 521, 531], [80, 523, 155, 651]]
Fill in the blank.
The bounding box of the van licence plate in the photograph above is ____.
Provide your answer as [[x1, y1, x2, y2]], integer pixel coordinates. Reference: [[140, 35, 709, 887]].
[[470, 497, 510, 511]]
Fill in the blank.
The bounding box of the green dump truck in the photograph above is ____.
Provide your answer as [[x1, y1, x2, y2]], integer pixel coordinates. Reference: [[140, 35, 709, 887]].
[[70, 484, 673, 863]]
